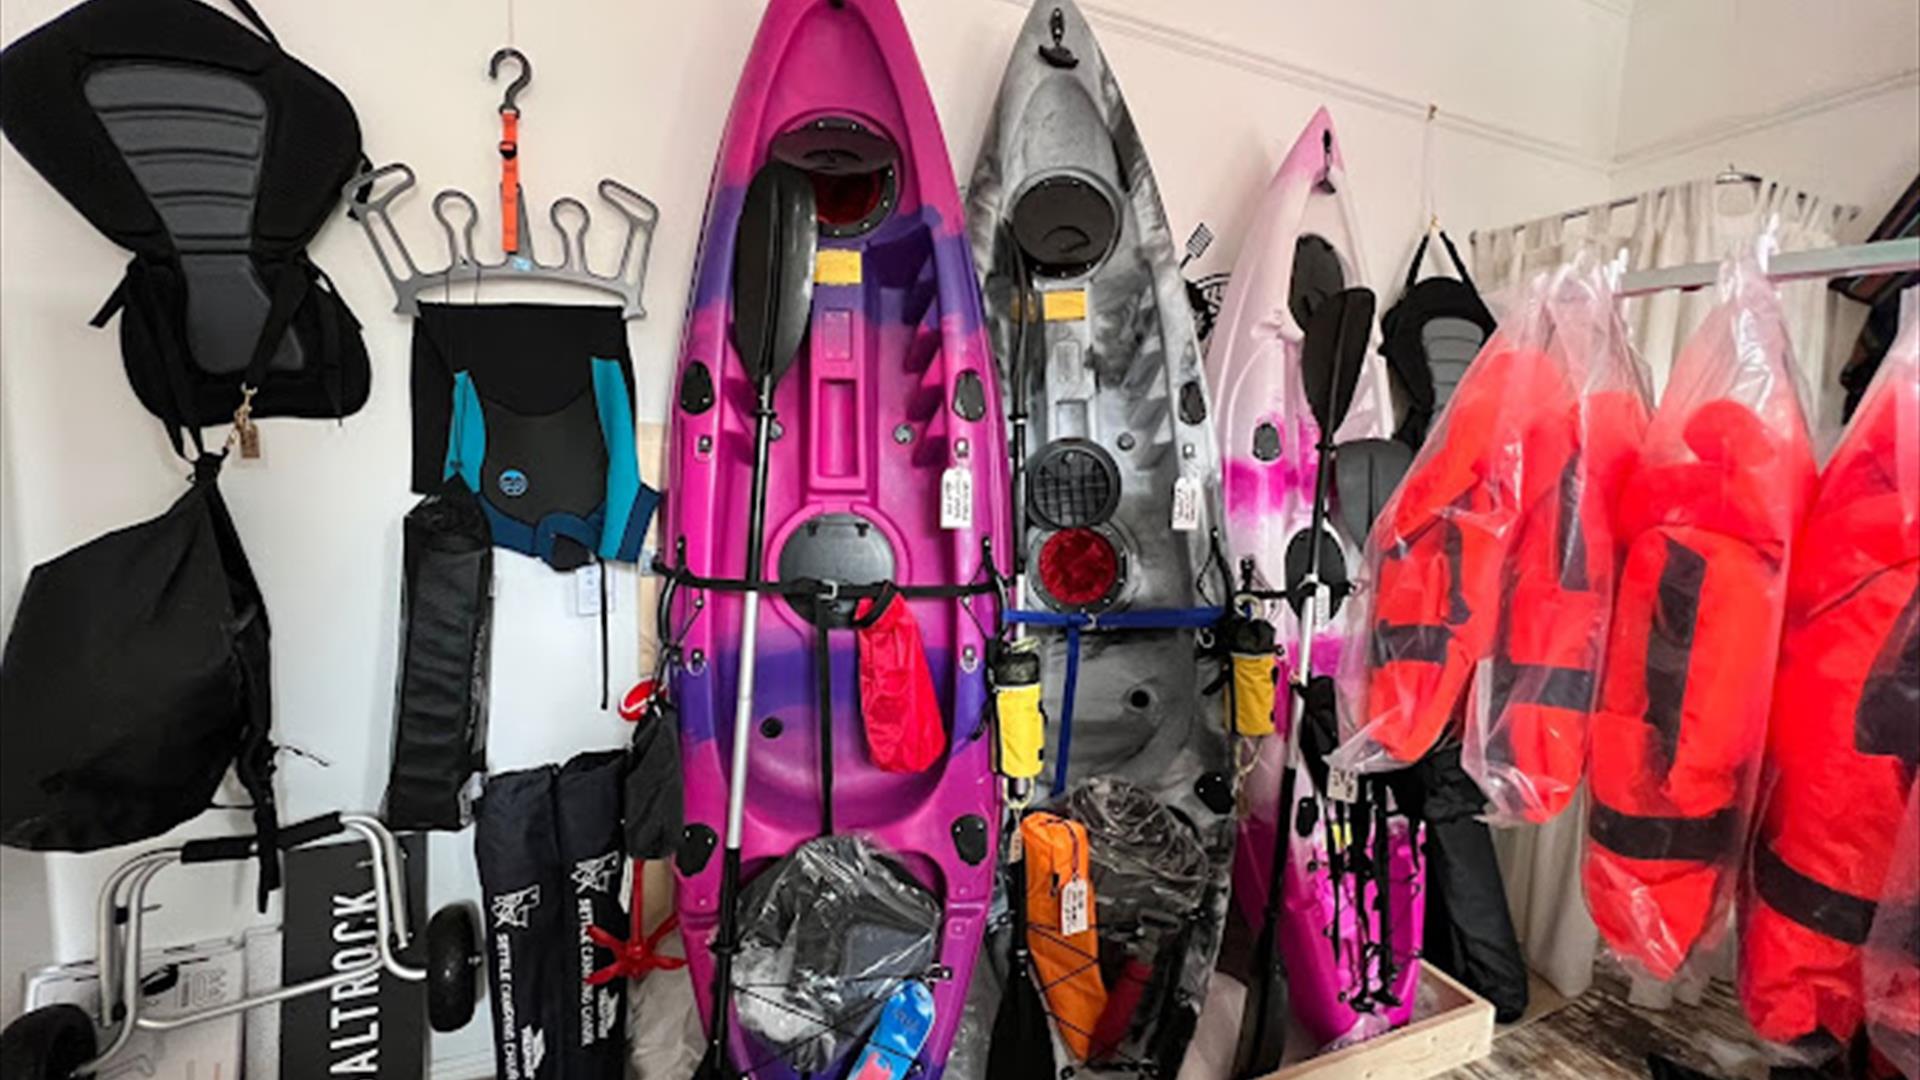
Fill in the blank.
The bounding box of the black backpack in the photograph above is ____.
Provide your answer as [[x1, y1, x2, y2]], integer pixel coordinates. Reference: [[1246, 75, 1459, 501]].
[[1, 454, 283, 905], [1379, 230, 1497, 449], [0, 0, 369, 456]]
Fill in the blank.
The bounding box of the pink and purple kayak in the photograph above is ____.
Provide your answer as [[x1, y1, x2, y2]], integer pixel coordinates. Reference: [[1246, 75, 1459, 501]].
[[662, 1, 1009, 1077]]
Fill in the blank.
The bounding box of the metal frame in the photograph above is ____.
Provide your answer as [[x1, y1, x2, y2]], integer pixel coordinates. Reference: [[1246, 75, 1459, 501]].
[[80, 815, 422, 1074], [1615, 237, 1920, 298]]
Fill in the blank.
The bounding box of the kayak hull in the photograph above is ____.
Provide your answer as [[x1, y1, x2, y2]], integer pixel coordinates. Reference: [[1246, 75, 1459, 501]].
[[665, 3, 1009, 1077], [968, 2, 1233, 1072], [1200, 109, 1423, 1051]]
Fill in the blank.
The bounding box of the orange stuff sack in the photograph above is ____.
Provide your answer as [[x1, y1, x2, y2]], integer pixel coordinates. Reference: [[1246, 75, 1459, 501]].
[[1022, 811, 1106, 1062]]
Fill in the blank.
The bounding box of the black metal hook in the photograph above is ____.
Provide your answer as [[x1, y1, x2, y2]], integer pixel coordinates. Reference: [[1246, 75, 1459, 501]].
[[1040, 7, 1079, 68], [488, 47, 531, 114]]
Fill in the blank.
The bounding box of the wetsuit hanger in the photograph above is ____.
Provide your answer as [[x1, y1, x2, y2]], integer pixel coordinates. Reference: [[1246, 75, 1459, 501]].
[[344, 47, 662, 319]]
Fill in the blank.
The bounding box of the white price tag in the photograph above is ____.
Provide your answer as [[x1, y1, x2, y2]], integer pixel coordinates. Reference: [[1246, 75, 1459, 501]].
[[941, 467, 974, 530], [574, 563, 609, 617], [1171, 476, 1201, 532], [1326, 767, 1359, 804], [1007, 825, 1023, 863], [1059, 877, 1090, 936]]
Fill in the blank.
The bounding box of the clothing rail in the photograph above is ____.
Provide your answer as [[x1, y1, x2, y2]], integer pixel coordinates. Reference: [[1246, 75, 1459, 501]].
[[1616, 237, 1920, 298]]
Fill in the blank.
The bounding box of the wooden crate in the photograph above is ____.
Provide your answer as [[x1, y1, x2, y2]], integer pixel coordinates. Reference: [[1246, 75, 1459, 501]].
[[1262, 961, 1496, 1080]]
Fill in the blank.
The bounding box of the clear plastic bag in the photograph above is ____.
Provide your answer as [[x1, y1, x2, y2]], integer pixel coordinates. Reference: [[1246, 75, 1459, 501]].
[[1582, 250, 1817, 983], [1739, 318, 1919, 1053], [733, 835, 941, 1073], [1331, 255, 1649, 828], [1058, 776, 1213, 927], [1864, 777, 1920, 1080], [1463, 259, 1650, 825]]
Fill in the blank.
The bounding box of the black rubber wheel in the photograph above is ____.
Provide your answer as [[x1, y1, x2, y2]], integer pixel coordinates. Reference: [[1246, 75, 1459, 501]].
[[426, 903, 481, 1033], [0, 1004, 96, 1080]]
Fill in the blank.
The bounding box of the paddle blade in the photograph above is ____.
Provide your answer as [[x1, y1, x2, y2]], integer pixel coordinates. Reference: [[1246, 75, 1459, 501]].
[[1334, 437, 1414, 542], [730, 161, 818, 384], [692, 1042, 735, 1080], [989, 958, 1056, 1080], [1300, 286, 1377, 435], [1232, 925, 1288, 1077]]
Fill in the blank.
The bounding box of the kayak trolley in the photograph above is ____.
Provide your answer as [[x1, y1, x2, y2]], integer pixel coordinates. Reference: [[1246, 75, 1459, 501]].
[[0, 814, 482, 1078]]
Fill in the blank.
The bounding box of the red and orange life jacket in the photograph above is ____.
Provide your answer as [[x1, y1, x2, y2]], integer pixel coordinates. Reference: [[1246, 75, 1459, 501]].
[[1741, 327, 1919, 1049], [1584, 275, 1817, 982], [1365, 345, 1570, 763], [1358, 329, 1642, 824]]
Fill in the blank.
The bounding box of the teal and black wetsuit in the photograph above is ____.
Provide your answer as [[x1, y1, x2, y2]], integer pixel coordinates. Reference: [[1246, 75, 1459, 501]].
[[412, 302, 658, 571]]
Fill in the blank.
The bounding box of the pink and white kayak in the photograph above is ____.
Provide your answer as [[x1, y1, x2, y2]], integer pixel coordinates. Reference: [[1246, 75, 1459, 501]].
[[1194, 108, 1423, 1057]]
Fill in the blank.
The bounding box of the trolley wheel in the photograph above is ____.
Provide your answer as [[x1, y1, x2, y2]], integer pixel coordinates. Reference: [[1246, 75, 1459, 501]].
[[0, 1004, 96, 1080], [426, 903, 481, 1032]]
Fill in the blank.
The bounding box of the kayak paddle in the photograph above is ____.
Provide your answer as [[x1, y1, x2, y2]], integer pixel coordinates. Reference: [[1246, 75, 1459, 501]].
[[695, 158, 817, 1080], [1235, 285, 1375, 1078]]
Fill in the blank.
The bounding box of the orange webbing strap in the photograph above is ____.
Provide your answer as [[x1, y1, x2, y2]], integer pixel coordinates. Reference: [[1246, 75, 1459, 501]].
[[499, 109, 521, 255]]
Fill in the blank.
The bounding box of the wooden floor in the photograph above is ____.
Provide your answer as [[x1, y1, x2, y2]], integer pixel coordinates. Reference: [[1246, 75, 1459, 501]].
[[1438, 975, 1772, 1080]]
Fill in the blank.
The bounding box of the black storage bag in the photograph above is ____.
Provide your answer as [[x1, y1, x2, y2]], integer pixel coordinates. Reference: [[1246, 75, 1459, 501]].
[[624, 702, 683, 861], [0, 0, 369, 454], [475, 767, 568, 1080], [0, 454, 282, 903], [1385, 740, 1530, 1023], [554, 751, 628, 1078], [384, 482, 493, 831]]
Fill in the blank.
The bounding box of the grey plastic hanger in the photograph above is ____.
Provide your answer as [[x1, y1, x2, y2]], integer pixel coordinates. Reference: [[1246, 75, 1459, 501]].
[[341, 48, 659, 319], [345, 165, 658, 319]]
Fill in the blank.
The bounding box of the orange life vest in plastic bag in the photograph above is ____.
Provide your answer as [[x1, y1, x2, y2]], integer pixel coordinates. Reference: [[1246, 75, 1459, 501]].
[[1022, 811, 1106, 1062], [1479, 387, 1647, 822], [1366, 346, 1561, 762], [1585, 268, 1816, 981], [1741, 327, 1919, 1049]]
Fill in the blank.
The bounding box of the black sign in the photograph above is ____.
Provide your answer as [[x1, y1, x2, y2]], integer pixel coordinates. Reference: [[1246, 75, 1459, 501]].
[[281, 833, 428, 1079]]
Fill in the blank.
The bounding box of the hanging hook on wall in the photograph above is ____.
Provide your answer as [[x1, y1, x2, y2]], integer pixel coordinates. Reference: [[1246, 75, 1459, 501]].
[[488, 47, 531, 114], [343, 44, 661, 318], [488, 48, 532, 256]]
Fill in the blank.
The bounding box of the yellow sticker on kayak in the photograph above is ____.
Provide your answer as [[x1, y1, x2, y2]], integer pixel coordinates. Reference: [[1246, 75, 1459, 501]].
[[815, 249, 862, 286], [1043, 289, 1088, 321]]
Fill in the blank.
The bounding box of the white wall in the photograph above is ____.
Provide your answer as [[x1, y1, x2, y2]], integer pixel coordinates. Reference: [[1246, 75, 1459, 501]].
[[1612, 0, 1919, 221], [0, 0, 1633, 1070]]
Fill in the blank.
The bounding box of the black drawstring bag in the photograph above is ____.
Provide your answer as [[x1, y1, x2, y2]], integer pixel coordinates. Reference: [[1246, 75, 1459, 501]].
[[0, 453, 282, 907]]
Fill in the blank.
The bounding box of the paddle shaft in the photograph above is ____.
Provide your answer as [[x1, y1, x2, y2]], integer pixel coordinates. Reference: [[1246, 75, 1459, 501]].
[[703, 370, 779, 1073], [1242, 302, 1355, 1075], [1006, 239, 1035, 805]]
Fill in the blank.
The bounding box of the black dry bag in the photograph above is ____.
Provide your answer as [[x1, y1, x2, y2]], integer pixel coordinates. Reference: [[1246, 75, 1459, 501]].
[[0, 454, 282, 904]]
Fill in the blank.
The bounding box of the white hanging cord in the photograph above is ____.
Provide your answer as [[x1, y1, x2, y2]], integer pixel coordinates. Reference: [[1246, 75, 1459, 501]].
[[1421, 104, 1439, 247]]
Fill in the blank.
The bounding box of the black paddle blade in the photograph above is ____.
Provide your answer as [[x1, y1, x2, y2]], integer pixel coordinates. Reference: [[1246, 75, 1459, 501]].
[[1232, 925, 1289, 1077], [1283, 526, 1348, 620], [1334, 437, 1414, 542], [692, 1041, 736, 1080], [1301, 286, 1377, 436], [730, 161, 818, 384]]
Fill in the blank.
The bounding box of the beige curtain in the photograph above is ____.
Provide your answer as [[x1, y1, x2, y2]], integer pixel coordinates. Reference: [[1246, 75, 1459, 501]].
[[1465, 177, 1856, 1004]]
